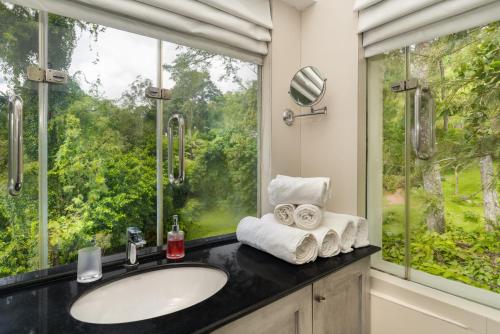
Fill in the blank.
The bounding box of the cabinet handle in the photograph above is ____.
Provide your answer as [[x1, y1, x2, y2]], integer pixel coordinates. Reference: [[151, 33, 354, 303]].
[[314, 295, 326, 302]]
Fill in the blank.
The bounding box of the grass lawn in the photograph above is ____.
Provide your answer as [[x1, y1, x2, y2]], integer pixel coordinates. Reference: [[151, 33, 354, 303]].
[[186, 208, 241, 240], [383, 165, 495, 235]]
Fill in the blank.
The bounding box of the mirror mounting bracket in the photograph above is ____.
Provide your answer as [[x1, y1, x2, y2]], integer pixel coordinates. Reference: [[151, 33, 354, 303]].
[[283, 106, 327, 126]]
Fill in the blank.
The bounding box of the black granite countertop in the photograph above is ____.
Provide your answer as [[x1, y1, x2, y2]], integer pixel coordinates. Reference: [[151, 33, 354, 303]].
[[0, 241, 379, 334]]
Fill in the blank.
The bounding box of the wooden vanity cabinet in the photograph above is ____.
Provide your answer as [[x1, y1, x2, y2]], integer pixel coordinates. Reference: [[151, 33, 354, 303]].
[[213, 257, 370, 334], [212, 286, 313, 334], [312, 257, 370, 334]]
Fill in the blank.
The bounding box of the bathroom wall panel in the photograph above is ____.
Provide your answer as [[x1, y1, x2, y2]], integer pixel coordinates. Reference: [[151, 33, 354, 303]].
[[261, 0, 302, 214], [299, 0, 361, 215]]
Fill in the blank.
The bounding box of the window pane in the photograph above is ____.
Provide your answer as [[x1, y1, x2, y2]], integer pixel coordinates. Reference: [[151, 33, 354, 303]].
[[367, 49, 407, 276], [408, 24, 499, 293], [369, 23, 500, 304], [0, 2, 39, 277], [162, 42, 258, 240], [47, 16, 158, 264]]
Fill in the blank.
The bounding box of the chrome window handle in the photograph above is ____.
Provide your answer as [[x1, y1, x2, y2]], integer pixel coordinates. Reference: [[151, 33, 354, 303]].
[[413, 86, 421, 156], [167, 113, 185, 185], [8, 95, 23, 196], [413, 86, 436, 160]]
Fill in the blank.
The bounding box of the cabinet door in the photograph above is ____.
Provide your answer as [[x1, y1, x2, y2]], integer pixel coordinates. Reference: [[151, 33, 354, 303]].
[[212, 286, 312, 334], [313, 257, 370, 334]]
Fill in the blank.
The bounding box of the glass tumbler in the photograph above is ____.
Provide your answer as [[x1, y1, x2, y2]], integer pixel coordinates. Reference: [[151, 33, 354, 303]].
[[77, 246, 102, 283]]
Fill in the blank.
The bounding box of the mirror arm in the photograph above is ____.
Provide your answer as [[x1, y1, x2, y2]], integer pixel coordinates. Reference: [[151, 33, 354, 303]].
[[283, 106, 327, 126], [309, 106, 327, 114]]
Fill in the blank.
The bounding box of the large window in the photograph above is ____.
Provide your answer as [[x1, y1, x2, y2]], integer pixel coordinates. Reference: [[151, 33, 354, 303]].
[[0, 2, 258, 278], [367, 23, 499, 307]]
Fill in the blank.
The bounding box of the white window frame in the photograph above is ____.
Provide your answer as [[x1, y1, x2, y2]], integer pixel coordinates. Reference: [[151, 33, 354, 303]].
[[365, 47, 500, 309]]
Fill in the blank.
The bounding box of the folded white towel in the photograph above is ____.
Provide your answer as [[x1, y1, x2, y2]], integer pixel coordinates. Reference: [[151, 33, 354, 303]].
[[327, 213, 370, 248], [268, 175, 330, 207], [261, 213, 340, 258], [236, 216, 318, 265], [273, 204, 295, 225], [322, 212, 356, 253], [293, 204, 322, 230]]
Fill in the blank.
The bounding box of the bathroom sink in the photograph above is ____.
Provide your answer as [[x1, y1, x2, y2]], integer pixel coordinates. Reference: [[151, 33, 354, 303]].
[[70, 265, 228, 324]]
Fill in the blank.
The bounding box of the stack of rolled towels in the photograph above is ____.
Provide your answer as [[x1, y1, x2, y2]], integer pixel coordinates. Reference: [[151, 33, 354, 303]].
[[236, 175, 370, 265]]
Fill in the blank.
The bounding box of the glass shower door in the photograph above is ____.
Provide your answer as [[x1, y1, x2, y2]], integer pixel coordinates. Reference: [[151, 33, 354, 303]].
[[0, 2, 39, 277]]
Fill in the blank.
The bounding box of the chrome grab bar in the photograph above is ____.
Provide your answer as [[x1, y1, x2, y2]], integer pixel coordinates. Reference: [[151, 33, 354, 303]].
[[8, 95, 23, 196], [167, 113, 185, 184], [413, 86, 436, 160], [413, 87, 421, 156]]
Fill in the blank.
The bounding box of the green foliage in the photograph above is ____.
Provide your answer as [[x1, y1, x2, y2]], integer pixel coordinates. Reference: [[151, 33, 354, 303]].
[[376, 22, 500, 294], [383, 222, 499, 292], [0, 7, 257, 277]]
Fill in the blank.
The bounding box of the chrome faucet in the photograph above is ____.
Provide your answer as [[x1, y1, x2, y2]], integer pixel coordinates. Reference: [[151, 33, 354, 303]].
[[125, 227, 146, 267]]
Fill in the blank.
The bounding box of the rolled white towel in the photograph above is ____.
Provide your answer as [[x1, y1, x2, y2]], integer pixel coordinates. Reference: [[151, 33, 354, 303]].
[[273, 204, 295, 225], [328, 213, 370, 248], [312, 226, 340, 257], [237, 216, 318, 265], [262, 213, 339, 258], [294, 204, 323, 230], [322, 212, 356, 253], [353, 217, 369, 248], [268, 175, 330, 207]]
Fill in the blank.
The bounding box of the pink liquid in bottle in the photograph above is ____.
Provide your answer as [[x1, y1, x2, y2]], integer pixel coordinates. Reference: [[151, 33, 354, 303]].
[[166, 215, 185, 260], [166, 238, 185, 259]]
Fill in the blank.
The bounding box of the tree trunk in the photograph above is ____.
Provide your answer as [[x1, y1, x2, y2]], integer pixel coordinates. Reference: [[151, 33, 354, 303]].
[[454, 165, 460, 196], [479, 154, 499, 231], [421, 160, 446, 233]]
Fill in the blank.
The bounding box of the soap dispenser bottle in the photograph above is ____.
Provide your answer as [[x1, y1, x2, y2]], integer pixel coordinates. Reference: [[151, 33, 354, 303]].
[[166, 215, 185, 260]]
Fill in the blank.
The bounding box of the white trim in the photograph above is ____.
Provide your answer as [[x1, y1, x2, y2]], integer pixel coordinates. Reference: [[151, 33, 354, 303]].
[[155, 41, 164, 246], [370, 290, 469, 329], [38, 11, 49, 269], [410, 268, 500, 310], [259, 44, 272, 215], [371, 269, 500, 322]]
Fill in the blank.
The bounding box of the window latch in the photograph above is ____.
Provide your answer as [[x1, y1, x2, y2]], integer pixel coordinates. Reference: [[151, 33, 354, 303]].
[[145, 86, 172, 100], [391, 78, 418, 92], [27, 65, 68, 84]]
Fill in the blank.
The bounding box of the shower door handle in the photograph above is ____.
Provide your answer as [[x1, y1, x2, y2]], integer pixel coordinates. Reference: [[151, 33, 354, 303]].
[[166, 113, 185, 185], [412, 86, 436, 160], [7, 95, 23, 196]]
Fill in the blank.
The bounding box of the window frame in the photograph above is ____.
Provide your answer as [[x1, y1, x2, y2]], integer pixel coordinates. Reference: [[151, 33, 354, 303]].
[[364, 45, 500, 309], [0, 6, 264, 282]]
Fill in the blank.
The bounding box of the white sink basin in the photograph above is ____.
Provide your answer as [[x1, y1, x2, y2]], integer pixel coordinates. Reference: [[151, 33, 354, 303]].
[[70, 265, 228, 324]]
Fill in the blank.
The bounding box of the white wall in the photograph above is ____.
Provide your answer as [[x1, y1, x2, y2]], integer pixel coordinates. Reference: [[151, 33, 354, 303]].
[[263, 0, 362, 215], [261, 0, 302, 214], [299, 0, 361, 215]]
